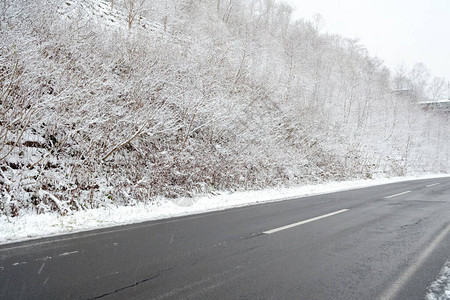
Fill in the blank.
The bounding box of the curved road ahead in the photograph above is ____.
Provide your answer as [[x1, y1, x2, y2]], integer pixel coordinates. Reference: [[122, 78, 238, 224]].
[[1, 178, 450, 299]]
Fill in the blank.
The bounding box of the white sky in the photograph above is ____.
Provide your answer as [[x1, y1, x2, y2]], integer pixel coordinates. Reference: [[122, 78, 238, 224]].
[[286, 0, 450, 80]]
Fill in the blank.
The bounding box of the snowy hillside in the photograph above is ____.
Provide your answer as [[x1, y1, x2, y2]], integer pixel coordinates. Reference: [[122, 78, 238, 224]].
[[60, 0, 173, 37], [0, 0, 449, 217]]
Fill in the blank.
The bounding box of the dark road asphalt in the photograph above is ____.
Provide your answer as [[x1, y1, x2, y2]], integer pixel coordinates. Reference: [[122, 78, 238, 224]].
[[1, 178, 450, 299]]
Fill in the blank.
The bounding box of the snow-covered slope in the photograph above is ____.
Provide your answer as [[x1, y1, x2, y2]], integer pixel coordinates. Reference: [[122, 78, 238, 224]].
[[60, 0, 165, 34], [0, 0, 449, 218]]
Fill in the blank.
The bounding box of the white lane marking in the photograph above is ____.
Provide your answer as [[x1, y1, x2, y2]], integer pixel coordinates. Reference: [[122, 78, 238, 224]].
[[59, 251, 79, 257], [107, 271, 119, 276], [426, 183, 440, 188], [12, 262, 27, 266], [380, 223, 450, 300], [263, 209, 349, 234], [384, 191, 411, 199], [36, 256, 52, 262], [37, 263, 45, 275]]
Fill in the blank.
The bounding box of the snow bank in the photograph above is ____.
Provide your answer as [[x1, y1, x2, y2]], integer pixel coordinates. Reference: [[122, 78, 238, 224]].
[[427, 261, 450, 300], [1, 174, 448, 245]]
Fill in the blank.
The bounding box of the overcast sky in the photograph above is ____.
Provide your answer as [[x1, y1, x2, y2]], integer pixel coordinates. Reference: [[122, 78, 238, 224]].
[[286, 0, 450, 81]]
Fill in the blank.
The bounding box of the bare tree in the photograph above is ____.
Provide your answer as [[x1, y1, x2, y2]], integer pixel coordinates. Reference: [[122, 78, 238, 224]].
[[124, 0, 147, 29], [427, 77, 447, 101]]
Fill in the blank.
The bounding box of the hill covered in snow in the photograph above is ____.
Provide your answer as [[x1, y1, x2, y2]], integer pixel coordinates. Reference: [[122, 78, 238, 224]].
[[1, 0, 449, 217]]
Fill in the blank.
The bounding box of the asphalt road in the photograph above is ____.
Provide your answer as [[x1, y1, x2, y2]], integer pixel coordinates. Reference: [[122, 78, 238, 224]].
[[1, 178, 450, 300]]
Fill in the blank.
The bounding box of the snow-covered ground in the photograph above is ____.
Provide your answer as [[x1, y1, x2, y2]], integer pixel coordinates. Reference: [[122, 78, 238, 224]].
[[428, 261, 450, 300], [1, 174, 448, 245]]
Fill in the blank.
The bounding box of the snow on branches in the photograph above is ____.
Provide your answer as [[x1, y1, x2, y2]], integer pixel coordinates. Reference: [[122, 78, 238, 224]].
[[0, 0, 448, 216]]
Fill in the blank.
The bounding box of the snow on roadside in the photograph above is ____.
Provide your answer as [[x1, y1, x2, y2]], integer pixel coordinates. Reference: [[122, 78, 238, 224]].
[[0, 174, 449, 245], [427, 261, 450, 300]]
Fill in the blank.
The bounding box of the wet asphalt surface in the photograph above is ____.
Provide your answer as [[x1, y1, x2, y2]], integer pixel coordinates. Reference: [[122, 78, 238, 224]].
[[1, 177, 450, 299]]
